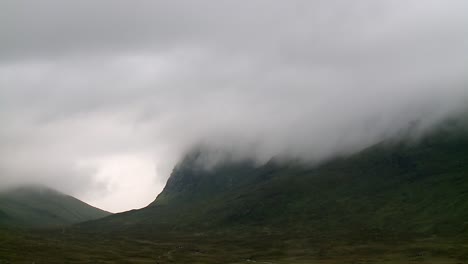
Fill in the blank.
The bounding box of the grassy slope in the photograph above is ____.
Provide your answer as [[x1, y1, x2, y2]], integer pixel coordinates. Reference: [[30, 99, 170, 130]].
[[84, 121, 468, 243], [0, 186, 111, 228]]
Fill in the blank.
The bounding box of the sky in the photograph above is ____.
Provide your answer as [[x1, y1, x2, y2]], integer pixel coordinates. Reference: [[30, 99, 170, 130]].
[[0, 0, 467, 213]]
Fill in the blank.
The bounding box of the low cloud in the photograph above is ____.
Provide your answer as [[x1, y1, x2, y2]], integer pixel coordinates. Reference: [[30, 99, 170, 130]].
[[0, 0, 467, 212]]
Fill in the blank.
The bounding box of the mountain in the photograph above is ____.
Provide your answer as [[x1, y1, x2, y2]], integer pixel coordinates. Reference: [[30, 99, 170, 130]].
[[83, 119, 468, 243], [0, 186, 111, 228], [2, 120, 467, 263]]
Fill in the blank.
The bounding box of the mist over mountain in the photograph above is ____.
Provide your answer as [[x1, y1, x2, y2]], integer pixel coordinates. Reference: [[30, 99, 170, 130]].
[[2, 1, 468, 262], [1, 107, 467, 262], [1, 0, 467, 212], [80, 117, 468, 243]]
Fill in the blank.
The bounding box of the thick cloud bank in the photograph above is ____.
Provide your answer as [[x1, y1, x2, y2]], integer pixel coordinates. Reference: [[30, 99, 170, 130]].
[[0, 0, 467, 212]]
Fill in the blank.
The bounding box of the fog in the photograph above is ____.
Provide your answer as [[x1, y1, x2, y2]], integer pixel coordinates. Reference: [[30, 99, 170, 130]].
[[0, 0, 467, 212]]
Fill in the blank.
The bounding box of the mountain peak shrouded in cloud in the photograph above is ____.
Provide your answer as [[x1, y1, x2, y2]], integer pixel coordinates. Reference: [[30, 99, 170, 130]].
[[0, 0, 467, 212]]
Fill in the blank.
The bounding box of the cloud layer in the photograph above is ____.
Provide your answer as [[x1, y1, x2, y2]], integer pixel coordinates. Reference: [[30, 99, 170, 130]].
[[1, 0, 467, 212]]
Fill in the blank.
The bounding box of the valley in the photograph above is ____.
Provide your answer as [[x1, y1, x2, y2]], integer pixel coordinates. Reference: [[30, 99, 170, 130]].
[[1, 122, 468, 263]]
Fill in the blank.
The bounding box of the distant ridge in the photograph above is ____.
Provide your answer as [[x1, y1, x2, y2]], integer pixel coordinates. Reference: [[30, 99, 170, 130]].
[[0, 185, 111, 228]]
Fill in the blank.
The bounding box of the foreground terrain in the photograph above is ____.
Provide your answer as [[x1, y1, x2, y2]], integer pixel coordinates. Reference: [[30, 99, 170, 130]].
[[1, 229, 468, 263]]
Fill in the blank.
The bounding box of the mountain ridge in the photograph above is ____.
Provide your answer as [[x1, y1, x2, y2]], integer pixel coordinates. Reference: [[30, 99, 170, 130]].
[[80, 119, 468, 243]]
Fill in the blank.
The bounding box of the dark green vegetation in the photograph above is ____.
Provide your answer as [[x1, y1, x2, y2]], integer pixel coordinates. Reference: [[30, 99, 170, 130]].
[[0, 186, 110, 228], [1, 228, 467, 263], [1, 120, 468, 263]]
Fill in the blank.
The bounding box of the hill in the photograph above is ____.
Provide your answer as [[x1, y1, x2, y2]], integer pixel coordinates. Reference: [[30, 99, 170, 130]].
[[83, 120, 468, 242], [3, 120, 468, 263], [0, 186, 111, 229]]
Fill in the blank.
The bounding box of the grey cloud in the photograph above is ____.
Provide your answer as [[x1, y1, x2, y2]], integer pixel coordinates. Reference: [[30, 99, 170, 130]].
[[0, 0, 467, 211]]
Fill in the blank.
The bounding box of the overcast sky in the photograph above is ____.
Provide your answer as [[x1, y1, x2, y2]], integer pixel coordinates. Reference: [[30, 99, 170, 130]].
[[1, 0, 467, 212]]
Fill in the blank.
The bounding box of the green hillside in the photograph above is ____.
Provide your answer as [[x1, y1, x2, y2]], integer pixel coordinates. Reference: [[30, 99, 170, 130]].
[[85, 120, 468, 242], [3, 121, 468, 263], [0, 186, 111, 229]]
